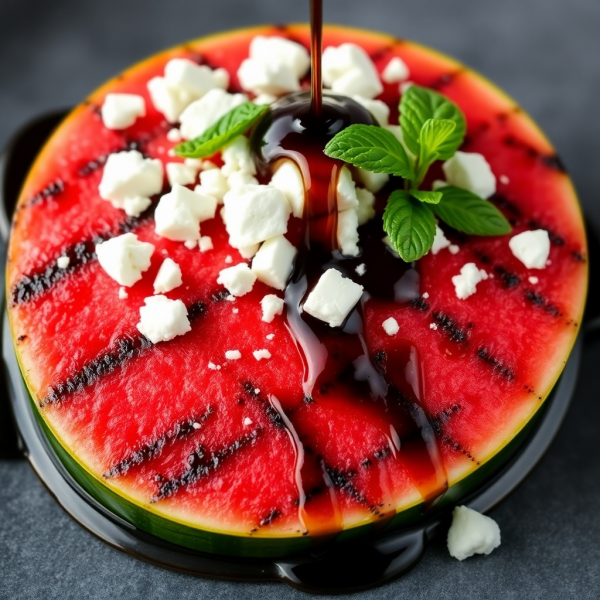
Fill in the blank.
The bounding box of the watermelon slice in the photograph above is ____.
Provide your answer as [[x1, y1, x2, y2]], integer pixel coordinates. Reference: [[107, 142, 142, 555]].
[[6, 25, 587, 558]]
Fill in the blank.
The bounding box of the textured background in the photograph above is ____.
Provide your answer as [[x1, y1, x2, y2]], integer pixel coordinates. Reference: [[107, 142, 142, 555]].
[[1, 0, 599, 598]]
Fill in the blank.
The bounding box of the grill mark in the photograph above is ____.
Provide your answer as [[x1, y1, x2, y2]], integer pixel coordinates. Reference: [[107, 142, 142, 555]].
[[103, 406, 214, 478], [428, 69, 465, 90], [502, 135, 567, 173], [572, 250, 586, 263], [241, 382, 285, 428], [489, 193, 521, 217], [259, 508, 282, 527], [10, 208, 155, 306], [411, 296, 430, 312], [368, 43, 402, 63], [494, 265, 521, 289], [432, 312, 468, 343], [524, 290, 561, 317], [429, 404, 477, 462], [26, 179, 65, 207], [526, 219, 565, 246], [152, 428, 262, 501], [41, 301, 206, 406], [324, 464, 368, 507], [476, 347, 516, 381]]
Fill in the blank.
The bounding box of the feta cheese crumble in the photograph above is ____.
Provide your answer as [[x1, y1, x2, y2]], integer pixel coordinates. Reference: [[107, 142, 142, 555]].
[[355, 263, 367, 276], [337, 208, 360, 256], [136, 295, 191, 344], [249, 36, 310, 79], [225, 350, 242, 360], [221, 136, 256, 176], [355, 168, 388, 193], [217, 263, 257, 297], [352, 96, 389, 126], [153, 257, 183, 294], [443, 151, 496, 199], [266, 333, 275, 340], [199, 236, 213, 252], [96, 232, 154, 287], [381, 56, 410, 83], [197, 168, 229, 203], [208, 361, 221, 370], [529, 276, 539, 284], [509, 229, 550, 269], [337, 166, 359, 211], [118, 287, 128, 300], [261, 294, 285, 323], [431, 225, 451, 255], [303, 269, 364, 328], [253, 349, 272, 361], [382, 317, 399, 336], [269, 160, 305, 218], [429, 323, 438, 330], [56, 256, 70, 269], [322, 43, 383, 99], [447, 506, 501, 561], [101, 93, 146, 130], [98, 150, 163, 217], [222, 184, 291, 248], [452, 263, 488, 300], [166, 128, 182, 143], [355, 187, 376, 225], [154, 184, 217, 241], [166, 162, 198, 187], [184, 240, 197, 249], [251, 235, 297, 291], [449, 244, 460, 255], [243, 417, 254, 426]]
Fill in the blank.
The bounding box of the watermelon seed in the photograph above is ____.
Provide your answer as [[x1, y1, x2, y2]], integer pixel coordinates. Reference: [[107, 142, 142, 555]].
[[26, 179, 65, 207]]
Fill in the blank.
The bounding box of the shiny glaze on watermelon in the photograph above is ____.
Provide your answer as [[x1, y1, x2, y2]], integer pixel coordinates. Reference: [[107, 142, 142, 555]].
[[7, 25, 587, 555]]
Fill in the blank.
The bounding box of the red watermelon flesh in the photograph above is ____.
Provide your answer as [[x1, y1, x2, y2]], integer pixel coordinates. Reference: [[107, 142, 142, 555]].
[[7, 25, 587, 546]]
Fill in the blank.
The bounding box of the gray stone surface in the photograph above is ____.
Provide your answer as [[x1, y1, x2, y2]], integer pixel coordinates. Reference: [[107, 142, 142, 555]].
[[1, 0, 599, 598]]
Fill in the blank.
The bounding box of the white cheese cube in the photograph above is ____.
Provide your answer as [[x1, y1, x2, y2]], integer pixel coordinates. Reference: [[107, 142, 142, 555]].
[[184, 240, 197, 249], [443, 151, 496, 199], [251, 235, 297, 291], [164, 58, 228, 98], [381, 57, 410, 83], [243, 417, 253, 426], [355, 187, 376, 225], [166, 162, 198, 187], [355, 263, 367, 276], [226, 350, 242, 360], [337, 208, 360, 257], [136, 295, 191, 344], [509, 230, 550, 269], [56, 256, 70, 269], [217, 263, 257, 297], [322, 43, 383, 99], [223, 184, 291, 248], [153, 257, 183, 294], [432, 179, 447, 190], [227, 171, 259, 189], [269, 160, 305, 218], [253, 349, 272, 361], [447, 506, 501, 561], [431, 225, 451, 255], [199, 236, 213, 252], [249, 36, 310, 78], [238, 58, 300, 96], [261, 294, 285, 323], [221, 136, 256, 176], [99, 150, 163, 217], [239, 244, 260, 259], [253, 93, 278, 105], [166, 128, 182, 143], [303, 269, 364, 327], [101, 93, 145, 130], [337, 166, 359, 211], [356, 168, 388, 193], [352, 96, 389, 126], [154, 184, 217, 241], [452, 263, 488, 299], [197, 168, 229, 203], [96, 232, 155, 287], [147, 76, 192, 123], [118, 287, 128, 300], [382, 317, 399, 336], [179, 89, 248, 141]]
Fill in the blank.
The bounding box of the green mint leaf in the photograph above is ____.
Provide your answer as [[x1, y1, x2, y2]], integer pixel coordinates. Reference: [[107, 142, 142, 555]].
[[410, 189, 442, 204], [400, 85, 466, 160], [383, 190, 436, 262], [415, 118, 457, 182], [324, 124, 415, 180], [174, 102, 269, 158], [433, 186, 512, 236]]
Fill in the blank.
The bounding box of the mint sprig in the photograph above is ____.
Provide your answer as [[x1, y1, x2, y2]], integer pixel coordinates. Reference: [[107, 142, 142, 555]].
[[323, 84, 512, 262], [175, 102, 269, 159]]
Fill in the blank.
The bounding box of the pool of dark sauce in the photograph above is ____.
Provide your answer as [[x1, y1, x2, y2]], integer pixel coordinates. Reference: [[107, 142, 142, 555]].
[[250, 0, 448, 543]]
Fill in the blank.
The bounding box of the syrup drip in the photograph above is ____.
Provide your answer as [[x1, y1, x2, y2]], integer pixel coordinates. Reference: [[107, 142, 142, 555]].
[[249, 0, 449, 536]]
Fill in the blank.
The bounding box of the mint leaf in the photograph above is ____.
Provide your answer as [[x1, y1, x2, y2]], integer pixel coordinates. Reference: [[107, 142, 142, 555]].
[[433, 186, 512, 235], [175, 102, 269, 158], [324, 124, 415, 180], [410, 189, 442, 204], [415, 118, 456, 183], [383, 190, 436, 261], [400, 85, 466, 160]]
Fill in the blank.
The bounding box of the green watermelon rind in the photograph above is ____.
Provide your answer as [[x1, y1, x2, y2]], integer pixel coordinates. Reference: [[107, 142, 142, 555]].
[[26, 374, 550, 557]]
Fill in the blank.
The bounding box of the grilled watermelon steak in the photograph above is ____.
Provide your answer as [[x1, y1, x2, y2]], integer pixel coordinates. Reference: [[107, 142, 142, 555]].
[[7, 25, 587, 558]]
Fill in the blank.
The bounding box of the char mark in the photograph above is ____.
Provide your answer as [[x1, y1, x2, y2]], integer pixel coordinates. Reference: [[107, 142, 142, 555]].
[[572, 250, 586, 263], [524, 290, 561, 317], [503, 136, 567, 173], [432, 312, 468, 343], [476, 347, 515, 381], [324, 464, 368, 507], [26, 179, 65, 207], [104, 406, 214, 478], [526, 219, 565, 246], [411, 296, 430, 312], [494, 265, 521, 289], [428, 69, 465, 90], [259, 508, 282, 527], [153, 429, 262, 501], [241, 381, 285, 428], [490, 193, 521, 217]]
